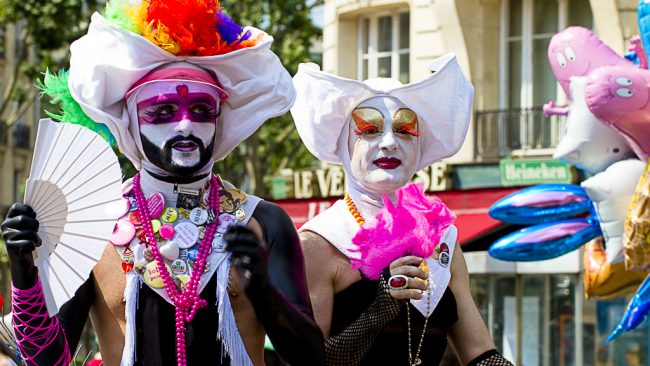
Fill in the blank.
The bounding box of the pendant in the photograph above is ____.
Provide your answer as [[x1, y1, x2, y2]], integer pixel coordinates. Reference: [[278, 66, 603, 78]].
[[414, 358, 422, 365]]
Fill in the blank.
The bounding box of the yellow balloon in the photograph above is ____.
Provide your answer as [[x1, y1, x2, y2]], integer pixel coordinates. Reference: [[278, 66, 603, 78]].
[[584, 238, 649, 300], [624, 159, 650, 271]]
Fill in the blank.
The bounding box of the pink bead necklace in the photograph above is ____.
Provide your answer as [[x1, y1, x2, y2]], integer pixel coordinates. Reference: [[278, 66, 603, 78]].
[[132, 173, 220, 366]]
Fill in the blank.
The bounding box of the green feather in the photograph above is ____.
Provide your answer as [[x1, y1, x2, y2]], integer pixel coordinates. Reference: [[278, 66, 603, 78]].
[[38, 69, 116, 146], [103, 0, 139, 34]]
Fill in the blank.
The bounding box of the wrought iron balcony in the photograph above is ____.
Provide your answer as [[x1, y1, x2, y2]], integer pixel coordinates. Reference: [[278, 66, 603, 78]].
[[474, 107, 566, 160]]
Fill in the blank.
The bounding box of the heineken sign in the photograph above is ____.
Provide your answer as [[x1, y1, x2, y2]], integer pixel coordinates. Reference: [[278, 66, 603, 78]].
[[500, 159, 574, 186]]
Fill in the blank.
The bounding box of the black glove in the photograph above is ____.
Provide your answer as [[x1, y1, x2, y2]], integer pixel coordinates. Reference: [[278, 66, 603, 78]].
[[224, 225, 269, 295], [1, 203, 40, 289]]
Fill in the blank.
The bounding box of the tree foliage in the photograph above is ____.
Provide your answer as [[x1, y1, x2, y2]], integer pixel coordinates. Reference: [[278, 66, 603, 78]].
[[0, 0, 104, 127], [0, 0, 323, 196], [216, 0, 322, 196]]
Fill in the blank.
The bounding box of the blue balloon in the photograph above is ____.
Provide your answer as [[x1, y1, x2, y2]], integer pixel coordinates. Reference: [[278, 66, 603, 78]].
[[639, 0, 650, 62], [625, 51, 640, 65], [489, 184, 592, 225], [488, 218, 602, 262], [606, 274, 650, 344]]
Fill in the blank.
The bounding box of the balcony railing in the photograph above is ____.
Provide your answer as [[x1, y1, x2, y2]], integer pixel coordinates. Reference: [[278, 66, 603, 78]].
[[475, 107, 566, 160]]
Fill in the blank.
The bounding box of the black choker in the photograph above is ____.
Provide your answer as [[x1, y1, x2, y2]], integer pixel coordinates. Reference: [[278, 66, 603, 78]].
[[144, 169, 210, 185]]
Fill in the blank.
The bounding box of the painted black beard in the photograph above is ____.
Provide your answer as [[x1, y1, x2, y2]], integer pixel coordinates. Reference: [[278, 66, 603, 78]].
[[141, 134, 215, 177]]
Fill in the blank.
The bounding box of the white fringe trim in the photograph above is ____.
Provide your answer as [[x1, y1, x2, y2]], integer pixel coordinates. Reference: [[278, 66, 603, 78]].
[[121, 271, 140, 366], [119, 255, 250, 366], [216, 254, 253, 366]]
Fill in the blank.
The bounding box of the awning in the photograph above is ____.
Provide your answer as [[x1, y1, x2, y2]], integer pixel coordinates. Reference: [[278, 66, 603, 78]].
[[272, 187, 520, 245], [430, 188, 520, 244]]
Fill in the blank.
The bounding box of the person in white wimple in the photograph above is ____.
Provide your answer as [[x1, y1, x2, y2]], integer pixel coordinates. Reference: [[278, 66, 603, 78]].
[[290, 55, 513, 366]]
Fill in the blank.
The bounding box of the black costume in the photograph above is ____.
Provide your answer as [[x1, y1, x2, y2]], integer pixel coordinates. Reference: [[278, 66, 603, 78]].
[[2, 201, 324, 366]]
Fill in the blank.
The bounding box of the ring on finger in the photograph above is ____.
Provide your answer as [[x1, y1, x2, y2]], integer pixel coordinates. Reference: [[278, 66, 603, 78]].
[[388, 275, 409, 290]]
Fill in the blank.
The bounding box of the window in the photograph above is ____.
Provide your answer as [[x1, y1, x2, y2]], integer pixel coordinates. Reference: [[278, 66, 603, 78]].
[[494, 0, 592, 154], [501, 0, 593, 109], [358, 11, 409, 83]]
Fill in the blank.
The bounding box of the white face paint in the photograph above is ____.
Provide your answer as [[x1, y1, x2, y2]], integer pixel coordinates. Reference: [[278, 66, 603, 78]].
[[136, 81, 220, 176], [348, 96, 420, 194]]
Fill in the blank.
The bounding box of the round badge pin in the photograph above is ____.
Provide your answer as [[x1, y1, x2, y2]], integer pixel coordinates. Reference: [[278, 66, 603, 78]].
[[129, 211, 142, 226], [171, 259, 188, 275], [161, 207, 178, 223], [173, 222, 200, 249], [159, 224, 175, 240], [147, 192, 165, 218], [190, 207, 208, 225], [151, 219, 162, 233], [144, 262, 171, 288], [212, 236, 226, 252], [110, 220, 136, 246], [235, 209, 246, 221]]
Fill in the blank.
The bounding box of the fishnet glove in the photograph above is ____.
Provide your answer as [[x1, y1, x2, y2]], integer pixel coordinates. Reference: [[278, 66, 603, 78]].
[[468, 350, 514, 366], [324, 271, 402, 366]]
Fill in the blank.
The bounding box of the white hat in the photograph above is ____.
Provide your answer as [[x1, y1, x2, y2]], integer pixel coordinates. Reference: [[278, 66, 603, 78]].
[[290, 54, 473, 171], [68, 12, 295, 168]]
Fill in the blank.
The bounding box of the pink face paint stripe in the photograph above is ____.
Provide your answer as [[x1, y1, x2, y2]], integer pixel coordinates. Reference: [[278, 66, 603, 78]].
[[137, 92, 219, 125]]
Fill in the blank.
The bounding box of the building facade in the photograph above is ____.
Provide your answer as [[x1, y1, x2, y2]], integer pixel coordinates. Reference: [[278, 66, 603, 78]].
[[0, 23, 37, 303], [308, 0, 647, 365]]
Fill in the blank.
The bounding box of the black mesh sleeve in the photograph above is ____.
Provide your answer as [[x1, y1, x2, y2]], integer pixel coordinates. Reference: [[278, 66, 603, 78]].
[[324, 270, 402, 366], [467, 349, 514, 366]]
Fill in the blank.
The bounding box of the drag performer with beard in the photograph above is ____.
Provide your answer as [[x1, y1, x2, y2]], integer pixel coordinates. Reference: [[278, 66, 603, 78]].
[[0, 1, 323, 365], [291, 58, 511, 365]]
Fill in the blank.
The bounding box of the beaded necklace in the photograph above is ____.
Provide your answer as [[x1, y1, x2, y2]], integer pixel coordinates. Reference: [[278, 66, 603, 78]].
[[132, 173, 220, 366], [344, 193, 431, 366]]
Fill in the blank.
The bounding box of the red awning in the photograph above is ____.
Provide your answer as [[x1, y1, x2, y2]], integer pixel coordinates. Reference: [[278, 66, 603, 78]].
[[429, 188, 520, 243], [272, 187, 520, 244]]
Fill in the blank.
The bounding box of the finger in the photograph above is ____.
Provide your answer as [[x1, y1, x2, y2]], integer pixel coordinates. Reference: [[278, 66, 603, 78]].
[[407, 277, 428, 291], [3, 227, 39, 242], [5, 232, 40, 246], [391, 266, 427, 280], [389, 256, 423, 269], [6, 204, 36, 219], [390, 289, 423, 301], [6, 240, 37, 252], [227, 244, 259, 257], [1, 215, 39, 232]]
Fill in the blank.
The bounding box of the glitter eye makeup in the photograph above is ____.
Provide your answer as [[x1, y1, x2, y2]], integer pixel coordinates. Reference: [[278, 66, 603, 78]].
[[392, 108, 420, 137], [351, 107, 384, 136]]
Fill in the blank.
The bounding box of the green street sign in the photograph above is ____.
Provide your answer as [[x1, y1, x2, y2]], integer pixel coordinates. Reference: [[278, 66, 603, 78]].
[[500, 159, 575, 186]]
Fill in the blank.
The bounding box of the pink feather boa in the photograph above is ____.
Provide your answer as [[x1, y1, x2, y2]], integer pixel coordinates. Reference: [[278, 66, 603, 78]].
[[350, 183, 456, 280]]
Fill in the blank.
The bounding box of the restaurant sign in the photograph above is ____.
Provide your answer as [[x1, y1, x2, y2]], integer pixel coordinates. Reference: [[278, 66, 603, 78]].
[[272, 162, 453, 200]]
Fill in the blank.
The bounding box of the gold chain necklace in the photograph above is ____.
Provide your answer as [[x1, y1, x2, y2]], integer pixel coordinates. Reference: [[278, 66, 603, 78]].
[[345, 193, 432, 366]]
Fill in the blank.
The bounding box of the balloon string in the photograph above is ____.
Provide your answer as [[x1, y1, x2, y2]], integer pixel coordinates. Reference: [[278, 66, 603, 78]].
[[12, 281, 71, 365]]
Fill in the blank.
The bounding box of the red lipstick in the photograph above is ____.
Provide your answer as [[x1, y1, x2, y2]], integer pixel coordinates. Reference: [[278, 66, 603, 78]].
[[373, 157, 401, 169]]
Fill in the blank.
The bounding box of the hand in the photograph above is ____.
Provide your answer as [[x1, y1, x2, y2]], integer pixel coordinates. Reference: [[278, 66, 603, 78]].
[[224, 226, 268, 291], [542, 100, 556, 116], [628, 35, 642, 54], [387, 256, 428, 300], [1, 203, 41, 289], [1, 204, 40, 258]]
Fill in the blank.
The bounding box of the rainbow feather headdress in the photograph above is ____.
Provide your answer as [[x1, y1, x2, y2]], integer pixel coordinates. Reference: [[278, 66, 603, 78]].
[[103, 0, 260, 56], [42, 0, 294, 169]]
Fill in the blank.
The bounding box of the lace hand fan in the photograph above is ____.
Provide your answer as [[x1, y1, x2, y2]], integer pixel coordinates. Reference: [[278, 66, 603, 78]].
[[24, 119, 125, 316]]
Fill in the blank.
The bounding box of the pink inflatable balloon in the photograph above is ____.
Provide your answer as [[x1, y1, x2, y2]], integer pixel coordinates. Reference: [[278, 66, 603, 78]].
[[585, 65, 650, 160], [548, 27, 632, 100]]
